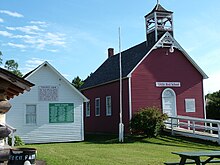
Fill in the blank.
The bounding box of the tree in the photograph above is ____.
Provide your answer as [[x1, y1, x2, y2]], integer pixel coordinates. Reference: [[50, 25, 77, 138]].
[[206, 90, 220, 120], [72, 76, 84, 89], [0, 51, 23, 77], [4, 60, 23, 77]]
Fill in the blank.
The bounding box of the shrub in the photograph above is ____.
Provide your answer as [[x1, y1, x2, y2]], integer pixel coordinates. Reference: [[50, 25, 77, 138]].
[[130, 107, 168, 137], [8, 135, 24, 146]]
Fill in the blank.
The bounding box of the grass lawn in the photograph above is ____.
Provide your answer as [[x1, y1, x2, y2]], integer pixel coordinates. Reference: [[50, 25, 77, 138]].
[[25, 134, 220, 165]]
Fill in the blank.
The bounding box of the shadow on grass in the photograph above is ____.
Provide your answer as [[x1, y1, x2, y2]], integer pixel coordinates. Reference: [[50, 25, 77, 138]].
[[84, 132, 220, 151]]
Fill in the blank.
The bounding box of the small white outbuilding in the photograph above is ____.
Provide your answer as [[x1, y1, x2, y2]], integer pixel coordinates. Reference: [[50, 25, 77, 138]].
[[6, 61, 88, 144]]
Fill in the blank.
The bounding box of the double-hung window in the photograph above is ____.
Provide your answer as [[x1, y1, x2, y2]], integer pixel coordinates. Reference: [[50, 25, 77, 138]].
[[26, 105, 37, 124], [106, 96, 112, 116], [86, 102, 90, 117], [95, 98, 100, 116]]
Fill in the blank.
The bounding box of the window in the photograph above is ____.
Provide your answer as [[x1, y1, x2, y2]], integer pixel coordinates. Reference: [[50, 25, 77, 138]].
[[26, 105, 36, 124], [86, 102, 90, 117], [106, 96, 112, 116], [95, 98, 100, 116], [185, 99, 196, 112]]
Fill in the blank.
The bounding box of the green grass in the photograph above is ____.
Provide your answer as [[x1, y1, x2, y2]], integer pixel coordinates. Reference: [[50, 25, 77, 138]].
[[24, 134, 220, 165]]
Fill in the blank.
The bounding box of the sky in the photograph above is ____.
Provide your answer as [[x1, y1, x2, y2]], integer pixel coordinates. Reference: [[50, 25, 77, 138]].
[[0, 0, 219, 94]]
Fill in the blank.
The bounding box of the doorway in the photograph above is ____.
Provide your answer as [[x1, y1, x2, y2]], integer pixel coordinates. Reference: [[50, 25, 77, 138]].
[[162, 88, 177, 117]]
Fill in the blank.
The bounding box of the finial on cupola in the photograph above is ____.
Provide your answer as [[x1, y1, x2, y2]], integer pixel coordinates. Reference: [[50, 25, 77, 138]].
[[157, 0, 160, 5]]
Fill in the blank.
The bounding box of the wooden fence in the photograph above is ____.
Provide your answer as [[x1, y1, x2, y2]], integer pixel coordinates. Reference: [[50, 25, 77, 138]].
[[165, 116, 220, 144]]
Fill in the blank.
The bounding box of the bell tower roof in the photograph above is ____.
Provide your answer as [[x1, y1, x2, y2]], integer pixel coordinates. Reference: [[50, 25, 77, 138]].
[[146, 4, 173, 18]]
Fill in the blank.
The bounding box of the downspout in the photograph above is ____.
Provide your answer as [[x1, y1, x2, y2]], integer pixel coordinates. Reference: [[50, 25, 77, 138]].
[[128, 76, 132, 120], [81, 102, 84, 141], [203, 80, 207, 119]]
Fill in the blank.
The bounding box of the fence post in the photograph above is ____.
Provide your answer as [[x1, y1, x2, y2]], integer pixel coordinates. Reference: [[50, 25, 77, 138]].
[[210, 123, 213, 134], [218, 123, 220, 145], [188, 120, 190, 130], [171, 118, 174, 136], [193, 121, 195, 134]]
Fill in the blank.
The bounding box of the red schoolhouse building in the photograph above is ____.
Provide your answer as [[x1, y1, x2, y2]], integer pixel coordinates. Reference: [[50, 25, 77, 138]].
[[81, 3, 208, 134]]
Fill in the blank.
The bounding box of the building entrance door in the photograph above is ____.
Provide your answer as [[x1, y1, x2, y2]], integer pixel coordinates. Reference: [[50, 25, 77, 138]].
[[162, 88, 177, 117]]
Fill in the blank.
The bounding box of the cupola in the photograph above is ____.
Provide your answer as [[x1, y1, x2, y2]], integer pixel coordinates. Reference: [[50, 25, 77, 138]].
[[145, 1, 173, 46]]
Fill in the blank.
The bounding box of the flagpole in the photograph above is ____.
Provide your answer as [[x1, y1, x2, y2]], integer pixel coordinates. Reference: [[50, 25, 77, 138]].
[[118, 27, 124, 142]]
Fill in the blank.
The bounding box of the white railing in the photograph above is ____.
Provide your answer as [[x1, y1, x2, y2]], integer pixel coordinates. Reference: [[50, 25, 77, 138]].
[[5, 123, 16, 147], [165, 116, 220, 144]]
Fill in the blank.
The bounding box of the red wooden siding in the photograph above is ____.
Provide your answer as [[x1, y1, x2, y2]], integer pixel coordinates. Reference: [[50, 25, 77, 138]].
[[83, 79, 130, 133], [131, 48, 205, 118]]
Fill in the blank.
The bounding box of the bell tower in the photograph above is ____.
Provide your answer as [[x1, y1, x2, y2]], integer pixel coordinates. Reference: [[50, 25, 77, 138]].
[[145, 1, 173, 46]]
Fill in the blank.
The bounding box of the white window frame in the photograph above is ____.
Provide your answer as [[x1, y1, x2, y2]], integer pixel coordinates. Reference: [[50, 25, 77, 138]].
[[95, 98, 100, 116], [185, 98, 196, 112], [106, 96, 112, 116], [86, 101, 90, 117], [26, 104, 37, 125], [162, 88, 177, 117]]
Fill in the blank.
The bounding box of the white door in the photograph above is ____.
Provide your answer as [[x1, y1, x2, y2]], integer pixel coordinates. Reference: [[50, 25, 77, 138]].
[[162, 88, 177, 117]]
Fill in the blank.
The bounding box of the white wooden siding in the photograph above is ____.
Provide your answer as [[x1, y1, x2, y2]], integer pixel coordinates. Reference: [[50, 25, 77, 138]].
[[6, 63, 85, 143]]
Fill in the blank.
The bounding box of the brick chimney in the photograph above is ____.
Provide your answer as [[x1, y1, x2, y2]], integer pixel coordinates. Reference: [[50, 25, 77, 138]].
[[108, 48, 114, 58]]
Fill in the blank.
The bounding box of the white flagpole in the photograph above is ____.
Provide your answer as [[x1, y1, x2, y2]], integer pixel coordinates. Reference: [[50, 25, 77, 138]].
[[118, 27, 124, 142]]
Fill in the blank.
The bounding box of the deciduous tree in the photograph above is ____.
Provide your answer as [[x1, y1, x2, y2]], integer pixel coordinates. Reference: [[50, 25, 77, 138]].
[[0, 52, 23, 77], [206, 90, 220, 120], [72, 76, 84, 89]]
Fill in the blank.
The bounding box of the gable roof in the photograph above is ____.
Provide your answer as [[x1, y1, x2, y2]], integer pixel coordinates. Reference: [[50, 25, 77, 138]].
[[24, 61, 88, 102], [0, 67, 34, 99], [81, 41, 153, 89], [81, 32, 208, 90]]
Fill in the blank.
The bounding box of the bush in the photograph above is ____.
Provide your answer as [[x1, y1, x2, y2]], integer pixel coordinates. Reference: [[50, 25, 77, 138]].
[[8, 135, 24, 146], [130, 107, 168, 137]]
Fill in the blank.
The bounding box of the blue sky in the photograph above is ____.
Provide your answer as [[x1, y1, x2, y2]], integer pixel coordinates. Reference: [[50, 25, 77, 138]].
[[0, 0, 219, 94]]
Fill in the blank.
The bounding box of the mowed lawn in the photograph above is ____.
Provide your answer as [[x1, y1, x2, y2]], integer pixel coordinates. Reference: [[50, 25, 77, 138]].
[[25, 134, 220, 165]]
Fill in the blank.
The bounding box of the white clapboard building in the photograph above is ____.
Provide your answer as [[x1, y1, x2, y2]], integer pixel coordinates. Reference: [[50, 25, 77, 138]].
[[6, 61, 88, 144]]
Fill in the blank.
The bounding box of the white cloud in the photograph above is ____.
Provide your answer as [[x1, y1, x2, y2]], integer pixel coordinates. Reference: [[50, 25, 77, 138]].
[[0, 18, 4, 23], [19, 32, 66, 50], [47, 49, 59, 53], [7, 42, 26, 49], [30, 21, 48, 27], [26, 58, 46, 66], [0, 10, 23, 18], [6, 25, 44, 34], [0, 30, 13, 37], [30, 21, 46, 24], [22, 58, 49, 74], [45, 32, 66, 46], [13, 34, 33, 40], [0, 15, 67, 51]]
